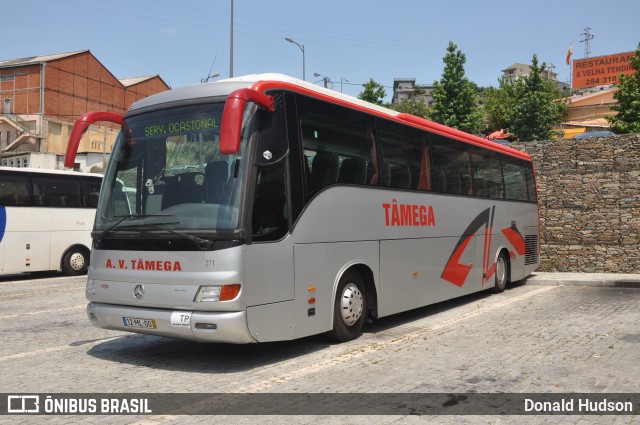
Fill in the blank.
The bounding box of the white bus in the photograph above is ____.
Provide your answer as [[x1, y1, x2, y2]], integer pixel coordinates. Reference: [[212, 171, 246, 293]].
[[0, 167, 102, 275], [65, 74, 540, 343]]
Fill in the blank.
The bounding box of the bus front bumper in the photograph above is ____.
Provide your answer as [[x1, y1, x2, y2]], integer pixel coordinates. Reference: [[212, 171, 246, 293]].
[[87, 302, 256, 343]]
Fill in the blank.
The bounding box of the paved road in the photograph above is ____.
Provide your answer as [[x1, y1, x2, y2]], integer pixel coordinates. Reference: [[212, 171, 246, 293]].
[[1, 273, 638, 424]]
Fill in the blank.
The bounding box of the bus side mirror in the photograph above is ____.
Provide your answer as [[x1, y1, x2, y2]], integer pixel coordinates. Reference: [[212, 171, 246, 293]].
[[65, 111, 124, 169], [220, 88, 274, 155]]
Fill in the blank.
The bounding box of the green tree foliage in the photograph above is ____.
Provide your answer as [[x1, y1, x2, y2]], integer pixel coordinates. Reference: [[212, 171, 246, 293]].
[[358, 79, 387, 106], [483, 55, 566, 142], [482, 79, 518, 133], [428, 41, 483, 135], [607, 42, 640, 134], [391, 96, 430, 118], [508, 55, 567, 142]]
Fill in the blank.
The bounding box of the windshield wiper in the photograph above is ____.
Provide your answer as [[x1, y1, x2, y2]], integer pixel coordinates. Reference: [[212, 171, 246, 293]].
[[97, 214, 173, 244], [118, 222, 215, 251]]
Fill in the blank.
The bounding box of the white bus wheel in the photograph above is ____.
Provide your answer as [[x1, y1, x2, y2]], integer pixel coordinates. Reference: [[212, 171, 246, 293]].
[[330, 271, 366, 342]]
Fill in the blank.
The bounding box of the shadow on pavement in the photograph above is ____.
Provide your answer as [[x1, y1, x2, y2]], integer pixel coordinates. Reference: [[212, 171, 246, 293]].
[[85, 283, 524, 373]]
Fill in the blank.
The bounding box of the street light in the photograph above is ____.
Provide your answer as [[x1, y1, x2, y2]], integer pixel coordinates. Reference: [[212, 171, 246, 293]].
[[285, 37, 305, 81]]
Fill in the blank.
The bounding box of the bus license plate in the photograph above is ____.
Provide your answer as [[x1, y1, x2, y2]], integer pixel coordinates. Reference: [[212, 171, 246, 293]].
[[122, 317, 157, 329]]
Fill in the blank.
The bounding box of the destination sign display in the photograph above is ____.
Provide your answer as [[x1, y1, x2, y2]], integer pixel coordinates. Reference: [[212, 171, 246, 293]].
[[143, 118, 219, 137]]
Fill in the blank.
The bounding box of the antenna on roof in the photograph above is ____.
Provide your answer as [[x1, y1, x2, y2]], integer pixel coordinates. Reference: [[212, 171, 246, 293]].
[[201, 54, 219, 83]]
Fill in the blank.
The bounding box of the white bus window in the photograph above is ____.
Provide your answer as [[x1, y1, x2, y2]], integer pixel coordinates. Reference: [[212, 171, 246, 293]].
[[32, 176, 82, 207], [81, 178, 102, 208], [0, 171, 29, 205]]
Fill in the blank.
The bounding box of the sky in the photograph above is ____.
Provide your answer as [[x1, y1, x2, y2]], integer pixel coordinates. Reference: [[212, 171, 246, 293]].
[[2, 0, 639, 101]]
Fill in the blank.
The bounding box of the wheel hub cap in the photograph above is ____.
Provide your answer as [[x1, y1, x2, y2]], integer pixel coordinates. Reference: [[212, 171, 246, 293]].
[[340, 283, 363, 326], [69, 253, 85, 271]]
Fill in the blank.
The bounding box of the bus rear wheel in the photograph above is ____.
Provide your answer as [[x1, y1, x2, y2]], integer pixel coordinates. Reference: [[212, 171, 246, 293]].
[[62, 247, 88, 276], [493, 251, 509, 293], [330, 270, 366, 342]]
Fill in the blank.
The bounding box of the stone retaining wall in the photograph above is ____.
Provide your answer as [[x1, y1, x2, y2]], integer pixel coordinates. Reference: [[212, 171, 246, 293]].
[[517, 134, 640, 272]]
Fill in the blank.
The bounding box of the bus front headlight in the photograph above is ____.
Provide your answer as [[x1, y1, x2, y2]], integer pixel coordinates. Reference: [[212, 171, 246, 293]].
[[194, 284, 241, 302]]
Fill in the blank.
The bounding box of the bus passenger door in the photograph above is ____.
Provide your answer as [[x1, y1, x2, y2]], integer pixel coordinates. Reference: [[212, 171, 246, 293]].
[[244, 160, 295, 342]]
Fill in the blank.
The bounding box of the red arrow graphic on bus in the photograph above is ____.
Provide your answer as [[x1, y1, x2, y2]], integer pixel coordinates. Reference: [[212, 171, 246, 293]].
[[441, 207, 494, 287], [501, 226, 526, 256], [442, 206, 528, 288]]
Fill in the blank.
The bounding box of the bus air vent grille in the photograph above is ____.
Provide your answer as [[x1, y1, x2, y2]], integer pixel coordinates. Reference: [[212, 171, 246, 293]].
[[524, 235, 538, 265]]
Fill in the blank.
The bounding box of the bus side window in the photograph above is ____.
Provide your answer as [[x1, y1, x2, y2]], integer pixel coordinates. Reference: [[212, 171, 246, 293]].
[[377, 118, 431, 191], [470, 151, 504, 199], [32, 176, 82, 207], [307, 151, 339, 196], [0, 172, 29, 206], [432, 136, 472, 196], [81, 178, 102, 208], [297, 94, 375, 199], [337, 157, 367, 185], [525, 165, 537, 202], [503, 161, 528, 201]]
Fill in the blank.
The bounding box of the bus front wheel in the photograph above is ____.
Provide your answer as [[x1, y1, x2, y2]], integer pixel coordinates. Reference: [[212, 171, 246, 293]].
[[330, 271, 366, 342], [62, 247, 89, 276]]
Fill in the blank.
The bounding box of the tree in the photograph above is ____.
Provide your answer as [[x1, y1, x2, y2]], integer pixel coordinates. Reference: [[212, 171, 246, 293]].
[[358, 78, 386, 106], [428, 41, 483, 135], [508, 55, 567, 142], [391, 96, 430, 118], [607, 42, 640, 134], [482, 78, 518, 133]]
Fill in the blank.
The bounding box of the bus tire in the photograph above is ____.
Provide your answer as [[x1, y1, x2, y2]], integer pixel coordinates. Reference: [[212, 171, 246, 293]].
[[62, 247, 89, 276], [330, 270, 366, 342], [493, 251, 509, 293]]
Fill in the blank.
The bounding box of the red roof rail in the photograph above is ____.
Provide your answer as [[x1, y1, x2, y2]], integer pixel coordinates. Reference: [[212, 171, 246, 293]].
[[65, 111, 124, 168]]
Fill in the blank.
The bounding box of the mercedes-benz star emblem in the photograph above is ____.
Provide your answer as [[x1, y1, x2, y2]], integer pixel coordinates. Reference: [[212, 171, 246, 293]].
[[133, 284, 145, 300]]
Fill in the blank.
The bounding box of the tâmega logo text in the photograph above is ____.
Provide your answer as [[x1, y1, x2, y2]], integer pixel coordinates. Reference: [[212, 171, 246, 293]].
[[382, 199, 435, 227]]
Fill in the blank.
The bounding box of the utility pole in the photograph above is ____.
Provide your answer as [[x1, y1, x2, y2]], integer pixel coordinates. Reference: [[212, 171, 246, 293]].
[[230, 0, 234, 77], [313, 73, 329, 88], [580, 27, 595, 58]]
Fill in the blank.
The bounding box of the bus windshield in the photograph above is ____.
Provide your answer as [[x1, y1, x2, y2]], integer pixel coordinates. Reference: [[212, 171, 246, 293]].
[[95, 102, 253, 238]]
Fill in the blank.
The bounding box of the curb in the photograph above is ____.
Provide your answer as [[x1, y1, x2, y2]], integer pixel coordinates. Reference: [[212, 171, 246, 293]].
[[524, 273, 640, 288]]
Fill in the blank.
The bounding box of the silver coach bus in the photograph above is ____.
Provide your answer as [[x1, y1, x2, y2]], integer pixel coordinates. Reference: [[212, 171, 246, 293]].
[[65, 74, 540, 343]]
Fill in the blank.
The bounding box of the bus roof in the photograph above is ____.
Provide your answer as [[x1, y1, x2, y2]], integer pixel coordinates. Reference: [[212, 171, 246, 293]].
[[0, 166, 102, 178], [128, 73, 531, 162]]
